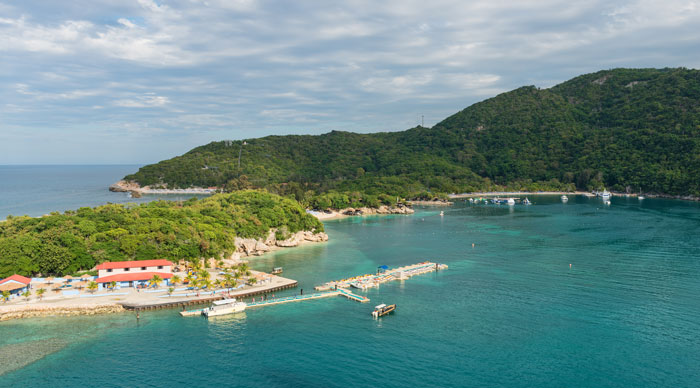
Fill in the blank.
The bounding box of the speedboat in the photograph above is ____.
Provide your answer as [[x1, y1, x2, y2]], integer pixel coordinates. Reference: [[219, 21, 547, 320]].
[[638, 196, 645, 200], [371, 303, 396, 318], [601, 190, 611, 199], [440, 211, 444, 216], [561, 195, 568, 202], [507, 198, 515, 206], [523, 198, 531, 205], [202, 298, 247, 317]]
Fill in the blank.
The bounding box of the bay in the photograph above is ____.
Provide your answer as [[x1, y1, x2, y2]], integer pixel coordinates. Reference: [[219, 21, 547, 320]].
[[1, 166, 699, 387]]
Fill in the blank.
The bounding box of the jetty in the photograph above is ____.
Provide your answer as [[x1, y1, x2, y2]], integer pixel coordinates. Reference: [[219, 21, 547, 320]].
[[315, 261, 447, 291]]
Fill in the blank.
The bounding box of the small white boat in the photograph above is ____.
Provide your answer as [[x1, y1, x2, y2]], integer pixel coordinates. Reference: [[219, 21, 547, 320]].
[[440, 211, 444, 216], [601, 190, 611, 199], [202, 298, 247, 317], [561, 195, 568, 202], [604, 200, 611, 205], [507, 198, 515, 206], [638, 196, 645, 200], [523, 198, 531, 205]]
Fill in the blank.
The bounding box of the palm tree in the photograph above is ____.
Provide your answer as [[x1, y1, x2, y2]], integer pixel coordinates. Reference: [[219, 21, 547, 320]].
[[22, 290, 31, 301], [36, 288, 46, 300], [150, 274, 163, 288], [248, 277, 257, 286], [198, 269, 211, 281], [171, 275, 181, 286], [233, 270, 242, 282], [167, 287, 174, 296], [238, 263, 249, 273], [214, 279, 223, 289], [201, 279, 212, 289], [185, 273, 195, 286], [109, 281, 117, 291], [223, 273, 236, 289], [2, 290, 10, 302], [87, 281, 98, 293]]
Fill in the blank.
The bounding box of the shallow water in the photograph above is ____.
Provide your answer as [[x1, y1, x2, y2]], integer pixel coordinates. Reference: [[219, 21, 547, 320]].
[[1, 167, 700, 387]]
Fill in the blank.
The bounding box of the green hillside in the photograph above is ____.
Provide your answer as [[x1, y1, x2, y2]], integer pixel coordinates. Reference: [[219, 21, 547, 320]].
[[124, 68, 700, 198], [0, 191, 323, 277]]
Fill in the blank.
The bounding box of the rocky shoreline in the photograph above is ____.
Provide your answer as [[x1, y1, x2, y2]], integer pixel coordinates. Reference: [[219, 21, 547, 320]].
[[0, 304, 125, 321], [232, 229, 328, 257], [109, 180, 216, 196]]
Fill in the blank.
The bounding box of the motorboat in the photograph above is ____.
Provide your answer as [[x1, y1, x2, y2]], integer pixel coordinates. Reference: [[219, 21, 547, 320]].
[[440, 211, 444, 216], [507, 198, 515, 206], [523, 198, 531, 205], [638, 196, 645, 200], [371, 303, 396, 318], [271, 267, 283, 274], [202, 298, 247, 317], [561, 195, 568, 202], [601, 190, 611, 199]]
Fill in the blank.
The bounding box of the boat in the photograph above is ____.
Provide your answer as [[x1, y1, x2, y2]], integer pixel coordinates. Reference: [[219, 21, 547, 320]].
[[271, 267, 283, 274], [371, 303, 396, 318], [561, 195, 568, 202], [638, 196, 645, 200], [604, 200, 611, 205], [202, 298, 247, 317], [601, 190, 611, 199], [523, 198, 531, 205], [507, 198, 515, 206], [439, 211, 444, 216]]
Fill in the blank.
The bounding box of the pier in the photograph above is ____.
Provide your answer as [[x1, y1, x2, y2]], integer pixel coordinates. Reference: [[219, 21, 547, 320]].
[[315, 261, 447, 291]]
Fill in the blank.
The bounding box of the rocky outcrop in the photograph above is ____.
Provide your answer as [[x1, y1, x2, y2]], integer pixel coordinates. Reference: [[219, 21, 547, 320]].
[[0, 304, 125, 321], [336, 205, 415, 216], [233, 229, 328, 255], [275, 230, 329, 248], [109, 180, 142, 192]]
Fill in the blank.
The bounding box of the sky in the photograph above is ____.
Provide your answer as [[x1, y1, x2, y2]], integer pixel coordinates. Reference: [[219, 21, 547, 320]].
[[1, 0, 699, 164]]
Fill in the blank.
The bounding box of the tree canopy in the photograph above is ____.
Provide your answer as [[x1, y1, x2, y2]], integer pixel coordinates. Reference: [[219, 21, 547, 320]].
[[0, 190, 323, 278]]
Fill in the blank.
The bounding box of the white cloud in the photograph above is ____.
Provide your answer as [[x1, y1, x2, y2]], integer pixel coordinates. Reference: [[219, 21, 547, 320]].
[[114, 94, 170, 108]]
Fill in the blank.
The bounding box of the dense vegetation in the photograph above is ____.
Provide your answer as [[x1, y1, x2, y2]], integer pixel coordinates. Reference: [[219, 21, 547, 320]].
[[125, 68, 700, 197], [0, 191, 323, 278]]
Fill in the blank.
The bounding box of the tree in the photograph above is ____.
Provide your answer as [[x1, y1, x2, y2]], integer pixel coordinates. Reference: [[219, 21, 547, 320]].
[[87, 281, 98, 293], [36, 288, 46, 300], [22, 290, 31, 301], [109, 281, 117, 291], [2, 290, 9, 302], [248, 277, 257, 285], [168, 287, 174, 296], [170, 275, 181, 286], [150, 274, 163, 288]]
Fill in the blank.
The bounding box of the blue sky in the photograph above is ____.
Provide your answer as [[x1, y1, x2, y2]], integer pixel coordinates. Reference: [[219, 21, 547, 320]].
[[1, 0, 699, 164]]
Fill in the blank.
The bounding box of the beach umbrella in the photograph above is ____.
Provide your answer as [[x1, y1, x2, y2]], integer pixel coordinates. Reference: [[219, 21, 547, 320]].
[[63, 275, 73, 283], [80, 274, 92, 280], [75, 280, 87, 289], [45, 277, 54, 284]]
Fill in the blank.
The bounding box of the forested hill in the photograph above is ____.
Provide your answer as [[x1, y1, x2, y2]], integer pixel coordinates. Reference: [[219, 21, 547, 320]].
[[124, 68, 700, 198]]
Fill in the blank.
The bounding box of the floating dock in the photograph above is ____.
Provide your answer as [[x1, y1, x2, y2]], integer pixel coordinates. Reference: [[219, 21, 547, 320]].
[[315, 262, 447, 291]]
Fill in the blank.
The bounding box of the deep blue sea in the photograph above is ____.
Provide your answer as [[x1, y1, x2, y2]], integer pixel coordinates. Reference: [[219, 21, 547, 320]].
[[1, 166, 700, 387]]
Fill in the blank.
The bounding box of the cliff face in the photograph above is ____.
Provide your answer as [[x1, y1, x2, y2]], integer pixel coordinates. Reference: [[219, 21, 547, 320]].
[[233, 229, 328, 256]]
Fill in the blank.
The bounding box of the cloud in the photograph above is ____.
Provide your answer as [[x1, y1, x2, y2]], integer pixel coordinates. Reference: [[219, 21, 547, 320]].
[[114, 94, 170, 108], [1, 0, 699, 163]]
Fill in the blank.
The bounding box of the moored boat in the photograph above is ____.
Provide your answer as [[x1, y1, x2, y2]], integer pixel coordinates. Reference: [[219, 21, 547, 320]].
[[523, 198, 531, 205], [561, 195, 568, 202], [202, 298, 247, 317], [371, 303, 396, 318]]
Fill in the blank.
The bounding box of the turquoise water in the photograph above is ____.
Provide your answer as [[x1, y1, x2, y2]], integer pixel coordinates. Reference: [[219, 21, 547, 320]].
[[1, 167, 700, 387]]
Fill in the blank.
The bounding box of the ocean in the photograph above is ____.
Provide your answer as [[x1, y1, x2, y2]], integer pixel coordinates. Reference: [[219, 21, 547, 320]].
[[1, 166, 699, 387]]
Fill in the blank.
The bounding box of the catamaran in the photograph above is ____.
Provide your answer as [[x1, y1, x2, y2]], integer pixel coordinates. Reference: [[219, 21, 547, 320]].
[[202, 298, 247, 317]]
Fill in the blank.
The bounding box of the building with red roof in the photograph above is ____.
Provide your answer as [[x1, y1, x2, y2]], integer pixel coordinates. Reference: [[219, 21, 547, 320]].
[[0, 274, 32, 298], [95, 260, 173, 289]]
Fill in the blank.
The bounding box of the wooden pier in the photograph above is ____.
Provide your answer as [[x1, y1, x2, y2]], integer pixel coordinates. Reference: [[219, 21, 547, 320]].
[[121, 281, 298, 311]]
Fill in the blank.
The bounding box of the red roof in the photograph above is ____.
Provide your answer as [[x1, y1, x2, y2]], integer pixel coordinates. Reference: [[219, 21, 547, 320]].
[[96, 272, 173, 283], [0, 274, 31, 285], [95, 260, 173, 270]]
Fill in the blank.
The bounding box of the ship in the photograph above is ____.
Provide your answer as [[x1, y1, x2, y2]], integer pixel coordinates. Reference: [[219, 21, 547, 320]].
[[202, 298, 247, 317], [371, 303, 396, 318]]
